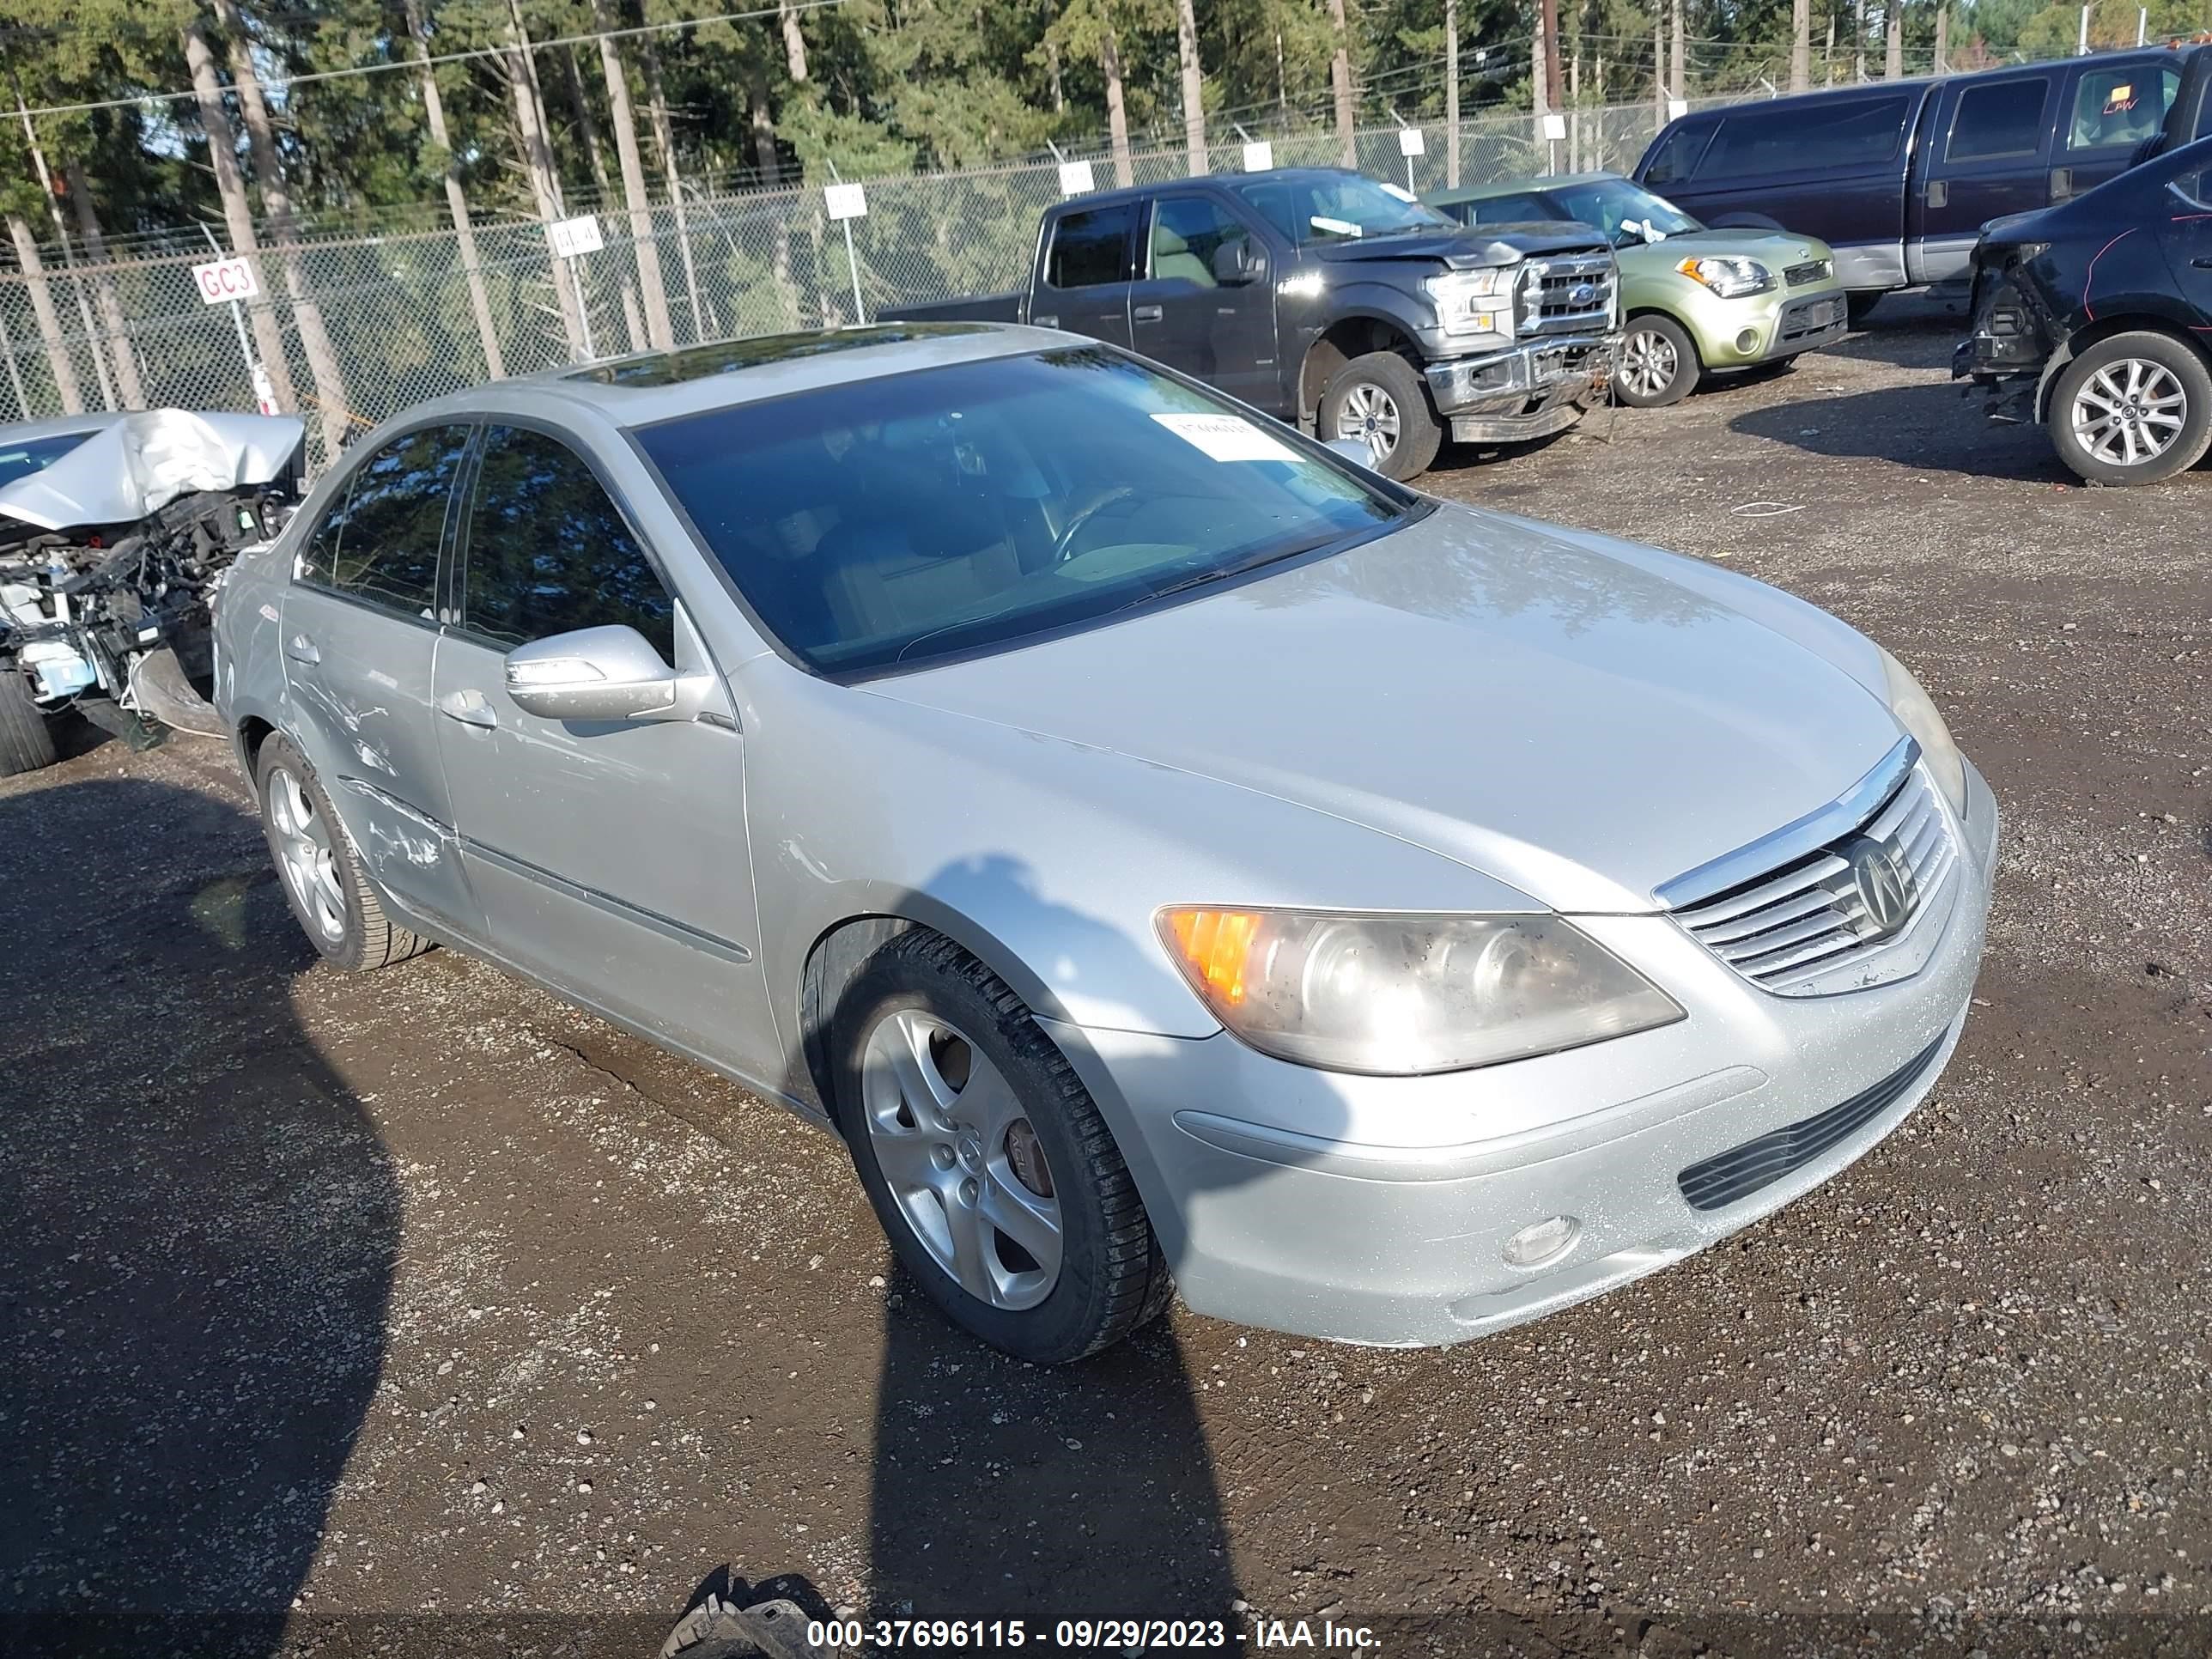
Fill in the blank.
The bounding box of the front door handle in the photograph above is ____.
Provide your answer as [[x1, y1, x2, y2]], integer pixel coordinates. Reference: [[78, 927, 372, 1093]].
[[284, 634, 319, 665], [435, 689, 497, 730], [2194, 256, 2212, 268], [1133, 303, 1164, 323]]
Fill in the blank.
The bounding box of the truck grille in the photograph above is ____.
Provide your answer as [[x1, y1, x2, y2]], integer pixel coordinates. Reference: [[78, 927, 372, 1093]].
[[1784, 258, 1833, 288], [1516, 252, 1616, 337], [1671, 767, 1956, 997]]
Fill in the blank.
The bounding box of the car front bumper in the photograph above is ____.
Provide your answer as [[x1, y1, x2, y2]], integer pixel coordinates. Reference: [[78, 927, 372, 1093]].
[[1045, 760, 1999, 1348], [1677, 283, 1850, 371], [1425, 332, 1615, 444]]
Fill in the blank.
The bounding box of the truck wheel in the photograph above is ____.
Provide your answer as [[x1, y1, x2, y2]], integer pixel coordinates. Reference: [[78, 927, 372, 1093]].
[[2048, 331, 2212, 487], [1615, 314, 1701, 408], [1845, 292, 1884, 328], [0, 665, 57, 776], [1319, 352, 1443, 480], [256, 734, 430, 970]]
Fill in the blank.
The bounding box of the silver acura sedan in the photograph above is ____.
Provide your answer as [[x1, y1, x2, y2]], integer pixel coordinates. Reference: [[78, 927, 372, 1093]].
[[212, 322, 1996, 1364]]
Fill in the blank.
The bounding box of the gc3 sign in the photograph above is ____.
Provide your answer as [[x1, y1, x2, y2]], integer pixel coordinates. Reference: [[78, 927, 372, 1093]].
[[191, 256, 261, 306]]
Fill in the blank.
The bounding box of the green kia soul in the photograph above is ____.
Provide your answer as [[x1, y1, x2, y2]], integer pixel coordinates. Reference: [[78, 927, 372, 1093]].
[[1428, 173, 1848, 408]]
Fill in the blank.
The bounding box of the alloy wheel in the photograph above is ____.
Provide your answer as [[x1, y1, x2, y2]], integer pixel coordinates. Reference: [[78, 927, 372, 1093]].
[[1620, 325, 1679, 400], [1338, 381, 1401, 463], [860, 1006, 1062, 1310], [267, 766, 347, 944], [2070, 358, 2187, 469]]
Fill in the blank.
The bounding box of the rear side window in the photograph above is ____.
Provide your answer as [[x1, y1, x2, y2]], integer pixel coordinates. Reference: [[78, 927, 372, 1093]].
[[1045, 206, 1133, 289], [1697, 94, 1912, 179], [459, 425, 676, 663], [1643, 122, 1714, 186], [1948, 78, 2051, 161], [2068, 64, 2176, 151], [299, 424, 469, 620]]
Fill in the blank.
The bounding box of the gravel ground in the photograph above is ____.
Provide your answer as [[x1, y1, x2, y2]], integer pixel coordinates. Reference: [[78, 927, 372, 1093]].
[[3, 299, 2208, 1658]]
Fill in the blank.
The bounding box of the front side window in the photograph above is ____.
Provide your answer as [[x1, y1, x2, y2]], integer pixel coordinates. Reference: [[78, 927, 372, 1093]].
[[1228, 173, 1449, 246], [1948, 78, 2051, 161], [1698, 95, 1911, 179], [1044, 206, 1134, 289], [1147, 198, 1249, 286], [635, 349, 1406, 678], [460, 426, 676, 662], [2068, 64, 2177, 151], [299, 424, 469, 619]]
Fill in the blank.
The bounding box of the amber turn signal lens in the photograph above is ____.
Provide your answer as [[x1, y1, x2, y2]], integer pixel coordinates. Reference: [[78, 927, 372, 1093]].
[[1163, 908, 1264, 1006]]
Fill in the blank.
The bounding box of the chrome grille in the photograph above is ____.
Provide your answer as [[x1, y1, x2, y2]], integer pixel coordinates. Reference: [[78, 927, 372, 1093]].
[[1516, 252, 1617, 337], [1784, 258, 1834, 288], [1673, 767, 1957, 997]]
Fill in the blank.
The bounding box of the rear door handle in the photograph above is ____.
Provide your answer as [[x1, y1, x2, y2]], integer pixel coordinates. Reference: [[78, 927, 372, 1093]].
[[2194, 257, 2212, 268], [284, 634, 319, 665], [435, 689, 497, 730], [1924, 179, 1949, 210], [1133, 303, 1164, 323]]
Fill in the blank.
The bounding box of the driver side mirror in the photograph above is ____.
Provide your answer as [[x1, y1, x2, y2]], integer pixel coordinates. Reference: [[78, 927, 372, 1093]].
[[503, 623, 720, 724], [1211, 238, 1265, 286]]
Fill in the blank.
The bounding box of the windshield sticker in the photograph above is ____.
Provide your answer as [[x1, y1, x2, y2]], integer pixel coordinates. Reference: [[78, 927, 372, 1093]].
[[1152, 411, 1302, 463], [1310, 215, 1364, 238], [2104, 83, 2137, 114]]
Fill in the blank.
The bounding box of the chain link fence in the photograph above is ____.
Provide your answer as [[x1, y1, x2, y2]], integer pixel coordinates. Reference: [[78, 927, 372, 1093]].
[[0, 94, 1737, 474]]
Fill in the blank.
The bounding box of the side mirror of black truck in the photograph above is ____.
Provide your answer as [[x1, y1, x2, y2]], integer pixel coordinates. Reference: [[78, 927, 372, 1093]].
[[1211, 239, 1265, 286]]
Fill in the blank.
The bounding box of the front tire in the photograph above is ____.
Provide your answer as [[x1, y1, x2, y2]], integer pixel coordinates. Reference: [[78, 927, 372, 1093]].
[[255, 734, 429, 970], [0, 665, 57, 776], [1845, 291, 1885, 328], [2048, 331, 2212, 487], [1614, 313, 1701, 408], [831, 931, 1170, 1364], [1319, 351, 1444, 480]]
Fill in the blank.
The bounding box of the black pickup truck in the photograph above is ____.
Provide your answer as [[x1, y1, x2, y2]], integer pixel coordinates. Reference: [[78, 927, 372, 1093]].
[[884, 167, 1619, 480]]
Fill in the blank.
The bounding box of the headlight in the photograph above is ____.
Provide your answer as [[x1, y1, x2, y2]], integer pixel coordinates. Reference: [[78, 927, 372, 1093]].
[[1674, 254, 1774, 298], [1158, 908, 1682, 1075], [1878, 646, 1968, 817], [1425, 269, 1516, 339]]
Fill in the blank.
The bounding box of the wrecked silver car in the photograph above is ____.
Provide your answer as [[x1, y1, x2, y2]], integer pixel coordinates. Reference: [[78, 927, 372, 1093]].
[[0, 409, 305, 774]]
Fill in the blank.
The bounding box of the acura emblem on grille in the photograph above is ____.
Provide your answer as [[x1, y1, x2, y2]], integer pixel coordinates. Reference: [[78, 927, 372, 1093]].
[[1844, 838, 1912, 939]]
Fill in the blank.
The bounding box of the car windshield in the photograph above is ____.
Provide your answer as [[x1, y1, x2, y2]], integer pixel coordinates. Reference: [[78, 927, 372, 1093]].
[[635, 347, 1407, 678], [1547, 178, 1702, 246], [0, 429, 96, 489], [1228, 174, 1451, 246]]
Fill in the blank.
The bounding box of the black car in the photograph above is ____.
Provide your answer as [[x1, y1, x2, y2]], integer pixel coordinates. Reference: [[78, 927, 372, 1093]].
[[1953, 133, 2212, 485], [1635, 46, 2210, 319]]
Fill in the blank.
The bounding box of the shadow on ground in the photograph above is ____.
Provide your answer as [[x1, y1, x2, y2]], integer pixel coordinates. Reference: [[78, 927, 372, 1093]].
[[1729, 380, 2074, 481]]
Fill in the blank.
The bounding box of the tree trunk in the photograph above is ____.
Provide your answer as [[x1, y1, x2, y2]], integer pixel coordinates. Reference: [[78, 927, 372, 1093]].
[[1102, 32, 1133, 187], [64, 168, 146, 408], [641, 33, 707, 344], [213, 0, 350, 458], [180, 21, 297, 413], [1669, 0, 1686, 97], [1328, 0, 1356, 167], [13, 93, 116, 410], [1175, 0, 1206, 174], [1855, 0, 1868, 81], [560, 44, 643, 354], [1791, 0, 1812, 88], [745, 58, 783, 186], [1445, 0, 1460, 186], [6, 215, 82, 415], [405, 0, 505, 379], [1886, 7, 1903, 77], [503, 0, 589, 359], [590, 0, 673, 350], [1934, 5, 1949, 70], [779, 0, 808, 82], [1826, 15, 1837, 83], [1654, 20, 1666, 130]]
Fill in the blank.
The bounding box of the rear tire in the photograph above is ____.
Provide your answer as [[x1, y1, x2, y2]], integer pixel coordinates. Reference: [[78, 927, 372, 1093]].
[[255, 734, 429, 970], [0, 665, 57, 776], [1845, 291, 1885, 328], [1319, 351, 1444, 481], [830, 930, 1170, 1364], [1614, 313, 1701, 408], [2047, 331, 2212, 487]]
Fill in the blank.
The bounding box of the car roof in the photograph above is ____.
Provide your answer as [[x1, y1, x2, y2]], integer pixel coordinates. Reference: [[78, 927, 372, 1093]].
[[1663, 43, 2174, 125], [380, 320, 1073, 434], [1428, 173, 1620, 205]]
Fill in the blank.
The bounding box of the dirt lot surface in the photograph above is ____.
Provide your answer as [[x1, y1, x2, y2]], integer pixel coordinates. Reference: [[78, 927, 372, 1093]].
[[4, 299, 2209, 1658]]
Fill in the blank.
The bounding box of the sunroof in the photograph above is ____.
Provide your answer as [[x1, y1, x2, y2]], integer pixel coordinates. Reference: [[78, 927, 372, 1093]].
[[570, 323, 999, 387]]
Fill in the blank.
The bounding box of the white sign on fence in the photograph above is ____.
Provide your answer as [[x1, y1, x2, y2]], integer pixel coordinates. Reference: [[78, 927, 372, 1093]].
[[1541, 113, 1568, 141], [547, 214, 604, 259], [824, 183, 868, 222], [1242, 141, 1274, 172], [1398, 126, 1425, 156], [1668, 97, 1690, 119], [1057, 160, 1096, 196], [191, 257, 259, 306]]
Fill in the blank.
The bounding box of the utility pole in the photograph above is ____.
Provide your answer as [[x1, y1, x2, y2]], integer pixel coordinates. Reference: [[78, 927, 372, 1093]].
[[1445, 0, 1461, 187], [1792, 0, 1812, 89], [1855, 0, 1868, 82], [1540, 0, 1564, 112], [1936, 7, 1950, 70], [1669, 0, 1686, 100]]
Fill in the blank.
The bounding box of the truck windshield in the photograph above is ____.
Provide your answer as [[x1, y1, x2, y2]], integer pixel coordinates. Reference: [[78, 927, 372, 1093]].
[[1547, 179, 1702, 246], [1229, 175, 1452, 246], [634, 348, 1408, 678]]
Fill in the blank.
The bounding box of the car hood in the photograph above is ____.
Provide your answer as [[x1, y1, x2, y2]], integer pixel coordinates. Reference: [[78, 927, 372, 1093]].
[[869, 505, 1905, 914], [1314, 223, 1607, 270], [1623, 227, 1834, 271]]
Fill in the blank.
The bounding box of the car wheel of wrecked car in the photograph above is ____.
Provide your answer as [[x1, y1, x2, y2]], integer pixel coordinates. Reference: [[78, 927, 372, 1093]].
[[1615, 314, 1701, 409], [0, 665, 57, 776], [831, 929, 1171, 1364], [256, 733, 431, 971], [1320, 352, 1443, 481], [2048, 331, 2212, 487]]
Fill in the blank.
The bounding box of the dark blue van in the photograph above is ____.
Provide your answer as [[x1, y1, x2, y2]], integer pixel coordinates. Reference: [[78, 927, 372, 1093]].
[[1634, 49, 2190, 308]]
